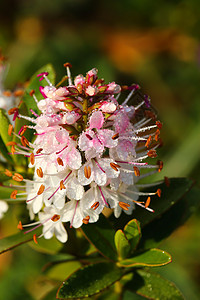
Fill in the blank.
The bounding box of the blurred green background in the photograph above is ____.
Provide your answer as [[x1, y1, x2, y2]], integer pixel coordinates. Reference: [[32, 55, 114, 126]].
[[0, 0, 200, 299]]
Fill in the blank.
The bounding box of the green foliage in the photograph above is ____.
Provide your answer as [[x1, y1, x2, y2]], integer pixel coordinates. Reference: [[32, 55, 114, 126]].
[[57, 262, 125, 299], [125, 269, 184, 299]]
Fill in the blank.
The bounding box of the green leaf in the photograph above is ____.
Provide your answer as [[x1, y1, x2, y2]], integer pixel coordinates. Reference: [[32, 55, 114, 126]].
[[0, 171, 12, 182], [29, 235, 63, 255], [112, 178, 193, 229], [57, 262, 124, 299], [0, 109, 14, 163], [81, 214, 118, 261], [115, 230, 131, 260], [140, 185, 200, 249], [22, 64, 56, 116], [0, 135, 13, 164], [47, 260, 82, 281], [124, 219, 141, 252], [118, 248, 171, 268], [125, 269, 184, 299], [0, 227, 41, 254]]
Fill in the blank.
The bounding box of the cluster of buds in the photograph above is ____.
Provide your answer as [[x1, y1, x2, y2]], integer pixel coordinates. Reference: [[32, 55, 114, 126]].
[[4, 64, 163, 243]]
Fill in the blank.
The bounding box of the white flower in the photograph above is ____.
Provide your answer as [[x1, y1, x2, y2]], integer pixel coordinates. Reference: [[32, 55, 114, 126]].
[[0, 200, 8, 219]]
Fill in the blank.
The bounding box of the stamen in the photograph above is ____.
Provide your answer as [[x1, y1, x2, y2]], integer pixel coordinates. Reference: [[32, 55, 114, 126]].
[[154, 129, 160, 141], [60, 180, 66, 190], [8, 124, 13, 136], [36, 148, 43, 154], [157, 160, 163, 172], [156, 121, 162, 129], [147, 150, 157, 158], [145, 197, 151, 208], [84, 166, 91, 179], [112, 133, 119, 140], [5, 169, 12, 177], [6, 141, 17, 146], [86, 133, 93, 140], [10, 190, 18, 199], [110, 162, 120, 171], [51, 214, 60, 222], [12, 173, 23, 182], [21, 136, 29, 147], [133, 166, 140, 177], [157, 189, 161, 197], [82, 216, 90, 224], [57, 157, 64, 166], [14, 89, 24, 97], [91, 201, 99, 210], [37, 184, 45, 195], [64, 62, 73, 86], [30, 153, 35, 165], [36, 167, 43, 178], [145, 136, 152, 148], [33, 234, 38, 244], [17, 221, 23, 230], [94, 160, 105, 173], [8, 107, 18, 115], [119, 201, 130, 211], [121, 89, 135, 106], [19, 125, 27, 136]]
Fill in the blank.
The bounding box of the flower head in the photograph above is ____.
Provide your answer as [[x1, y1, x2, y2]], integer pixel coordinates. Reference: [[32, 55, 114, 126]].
[[5, 65, 163, 243]]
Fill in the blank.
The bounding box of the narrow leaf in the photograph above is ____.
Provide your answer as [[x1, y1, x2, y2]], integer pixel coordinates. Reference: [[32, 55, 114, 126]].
[[0, 109, 14, 163], [125, 269, 184, 299], [57, 262, 124, 299], [140, 185, 200, 249], [124, 219, 141, 251], [0, 227, 41, 254], [118, 248, 171, 268], [114, 230, 131, 260], [81, 214, 118, 261]]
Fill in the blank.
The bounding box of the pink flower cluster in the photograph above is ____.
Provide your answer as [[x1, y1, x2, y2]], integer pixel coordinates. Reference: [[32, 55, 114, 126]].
[[7, 65, 163, 243]]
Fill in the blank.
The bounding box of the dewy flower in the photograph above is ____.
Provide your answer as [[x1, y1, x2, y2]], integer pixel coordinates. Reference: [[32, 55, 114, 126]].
[[3, 63, 163, 244]]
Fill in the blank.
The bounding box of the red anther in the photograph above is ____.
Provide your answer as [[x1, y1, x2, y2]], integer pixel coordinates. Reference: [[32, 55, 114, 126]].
[[91, 202, 99, 210], [17, 221, 23, 230], [63, 62, 72, 68], [21, 136, 29, 147], [10, 190, 18, 199], [5, 169, 12, 177], [57, 157, 64, 166], [3, 90, 12, 97], [30, 153, 35, 165], [29, 89, 35, 97], [134, 166, 140, 177], [51, 214, 60, 222], [112, 133, 119, 140], [12, 173, 23, 182], [82, 216, 90, 224], [8, 107, 18, 115], [157, 160, 163, 172], [36, 148, 43, 154], [119, 201, 130, 211], [60, 180, 66, 190], [36, 167, 43, 178], [33, 234, 38, 244], [8, 124, 13, 136], [145, 136, 152, 148], [145, 197, 151, 208], [84, 166, 91, 179], [110, 162, 120, 171], [157, 189, 162, 197], [37, 184, 45, 195], [147, 149, 157, 158], [156, 121, 162, 129], [14, 89, 24, 97], [6, 141, 17, 146]]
